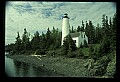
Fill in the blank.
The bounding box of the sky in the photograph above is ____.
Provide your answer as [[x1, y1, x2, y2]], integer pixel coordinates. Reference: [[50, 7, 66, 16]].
[[5, 1, 116, 45]]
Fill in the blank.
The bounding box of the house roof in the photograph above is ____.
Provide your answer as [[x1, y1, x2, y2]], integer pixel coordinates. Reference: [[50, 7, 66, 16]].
[[70, 32, 85, 38], [70, 32, 80, 38]]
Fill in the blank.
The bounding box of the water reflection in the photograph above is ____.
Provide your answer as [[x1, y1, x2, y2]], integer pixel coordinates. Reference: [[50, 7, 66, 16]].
[[14, 60, 30, 77], [32, 66, 43, 77], [21, 63, 30, 77], [6, 56, 64, 77], [13, 60, 22, 76]]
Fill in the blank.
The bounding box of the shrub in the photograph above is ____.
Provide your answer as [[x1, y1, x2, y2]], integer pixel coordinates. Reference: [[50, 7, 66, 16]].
[[67, 50, 76, 58], [89, 45, 94, 58], [84, 40, 88, 48], [80, 43, 83, 48], [90, 55, 111, 76], [46, 50, 56, 57], [76, 49, 84, 58], [104, 54, 116, 78], [35, 49, 46, 55], [60, 46, 68, 56]]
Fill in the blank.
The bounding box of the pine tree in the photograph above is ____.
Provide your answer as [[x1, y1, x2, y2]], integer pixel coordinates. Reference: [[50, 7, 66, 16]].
[[77, 26, 81, 32], [22, 28, 30, 51], [110, 13, 116, 50], [84, 40, 88, 48], [41, 32, 46, 49], [31, 31, 41, 50], [89, 45, 94, 58], [62, 34, 77, 56], [71, 26, 74, 33], [46, 27, 52, 49], [95, 23, 102, 43], [14, 32, 22, 53], [81, 20, 84, 31], [88, 20, 95, 44]]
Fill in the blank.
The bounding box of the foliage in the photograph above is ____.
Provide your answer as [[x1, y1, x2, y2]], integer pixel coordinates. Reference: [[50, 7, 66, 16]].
[[5, 43, 15, 52], [46, 50, 56, 57], [77, 26, 81, 32], [97, 36, 111, 57], [67, 50, 76, 58], [104, 53, 116, 78], [76, 49, 84, 58], [35, 49, 46, 55], [83, 40, 88, 48], [89, 55, 111, 76], [81, 20, 85, 31], [80, 43, 83, 48], [89, 45, 94, 59], [22, 28, 30, 50], [85, 20, 95, 44], [62, 34, 77, 57], [95, 24, 102, 43], [31, 31, 41, 50]]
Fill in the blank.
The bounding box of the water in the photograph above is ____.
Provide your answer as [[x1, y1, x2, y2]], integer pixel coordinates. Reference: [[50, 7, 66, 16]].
[[5, 55, 63, 77]]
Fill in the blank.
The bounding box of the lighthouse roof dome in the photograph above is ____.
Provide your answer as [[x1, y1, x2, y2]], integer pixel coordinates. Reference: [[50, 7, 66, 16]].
[[63, 13, 69, 18]]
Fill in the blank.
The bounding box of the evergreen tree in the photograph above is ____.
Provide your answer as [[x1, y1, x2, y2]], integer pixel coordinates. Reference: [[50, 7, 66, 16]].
[[85, 21, 89, 39], [62, 34, 77, 56], [95, 23, 102, 43], [46, 28, 52, 49], [31, 31, 41, 50], [98, 36, 111, 57], [89, 45, 94, 58], [88, 20, 95, 44], [84, 40, 88, 48], [81, 20, 84, 31], [109, 17, 112, 28], [41, 32, 46, 49], [14, 32, 22, 54], [77, 26, 81, 32], [22, 28, 30, 51], [71, 26, 74, 33], [54, 29, 61, 49], [110, 13, 116, 51], [5, 43, 15, 53]]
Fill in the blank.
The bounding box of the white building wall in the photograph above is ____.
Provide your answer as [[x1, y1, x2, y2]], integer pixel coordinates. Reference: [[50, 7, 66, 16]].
[[79, 32, 88, 46], [79, 33, 84, 45], [72, 37, 80, 48], [61, 18, 70, 45]]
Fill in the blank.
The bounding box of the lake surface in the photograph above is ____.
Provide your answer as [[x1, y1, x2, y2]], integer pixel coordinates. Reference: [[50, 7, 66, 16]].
[[5, 55, 63, 77]]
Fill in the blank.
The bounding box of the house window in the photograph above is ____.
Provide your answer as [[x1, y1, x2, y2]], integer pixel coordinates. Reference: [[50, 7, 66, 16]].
[[73, 40, 76, 43]]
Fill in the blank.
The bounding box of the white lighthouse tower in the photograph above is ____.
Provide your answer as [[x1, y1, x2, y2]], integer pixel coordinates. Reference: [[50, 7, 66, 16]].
[[61, 13, 70, 45]]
